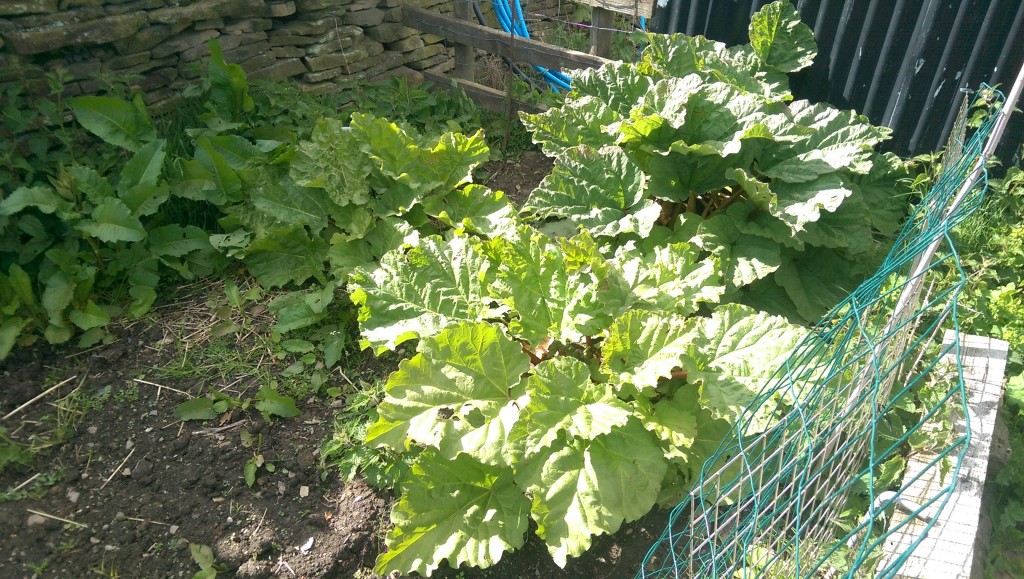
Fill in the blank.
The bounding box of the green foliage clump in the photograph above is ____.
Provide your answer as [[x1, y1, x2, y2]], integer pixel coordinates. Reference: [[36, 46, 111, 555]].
[[942, 164, 1024, 576], [0, 39, 493, 362], [350, 1, 912, 575]]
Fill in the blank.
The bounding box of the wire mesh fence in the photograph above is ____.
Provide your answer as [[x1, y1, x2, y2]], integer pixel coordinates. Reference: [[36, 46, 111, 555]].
[[637, 86, 1006, 578]]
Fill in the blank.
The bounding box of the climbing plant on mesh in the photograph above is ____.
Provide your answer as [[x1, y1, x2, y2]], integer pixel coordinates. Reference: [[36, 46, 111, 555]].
[[637, 87, 1006, 578]]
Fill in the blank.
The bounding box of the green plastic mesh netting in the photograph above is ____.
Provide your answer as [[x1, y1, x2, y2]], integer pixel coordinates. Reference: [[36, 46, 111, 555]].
[[637, 86, 1007, 578]]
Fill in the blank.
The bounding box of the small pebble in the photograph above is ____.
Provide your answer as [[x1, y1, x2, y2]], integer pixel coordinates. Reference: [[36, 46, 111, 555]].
[[90, 537, 100, 544], [299, 486, 310, 498], [169, 525, 179, 535], [67, 489, 80, 504], [121, 468, 132, 477], [26, 514, 48, 527], [88, 426, 98, 435], [126, 440, 134, 450], [115, 512, 125, 520]]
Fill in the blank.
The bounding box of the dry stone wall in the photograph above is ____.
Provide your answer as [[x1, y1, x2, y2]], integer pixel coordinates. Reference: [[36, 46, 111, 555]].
[[0, 0, 582, 114]]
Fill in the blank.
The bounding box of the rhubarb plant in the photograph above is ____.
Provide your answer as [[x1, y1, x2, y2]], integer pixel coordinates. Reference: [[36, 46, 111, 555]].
[[354, 1, 911, 575], [522, 0, 908, 323]]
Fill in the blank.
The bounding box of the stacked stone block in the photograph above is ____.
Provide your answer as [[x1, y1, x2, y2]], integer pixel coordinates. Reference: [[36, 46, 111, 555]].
[[0, 0, 579, 114]]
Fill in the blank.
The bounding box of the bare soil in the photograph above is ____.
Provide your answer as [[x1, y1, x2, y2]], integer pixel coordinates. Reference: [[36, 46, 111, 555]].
[[0, 152, 666, 578]]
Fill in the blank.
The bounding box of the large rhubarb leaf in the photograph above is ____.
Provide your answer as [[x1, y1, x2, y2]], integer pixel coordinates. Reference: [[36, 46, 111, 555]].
[[688, 303, 806, 425], [243, 226, 326, 288], [730, 168, 852, 233], [521, 96, 620, 157], [516, 418, 667, 567], [422, 184, 519, 239], [508, 357, 632, 461], [486, 227, 599, 344], [524, 147, 659, 238], [601, 310, 700, 396], [748, 0, 817, 72], [350, 236, 494, 354], [610, 242, 724, 315], [571, 61, 654, 116], [366, 321, 530, 465], [759, 101, 889, 183], [290, 117, 372, 207], [377, 451, 530, 576], [693, 211, 782, 291]]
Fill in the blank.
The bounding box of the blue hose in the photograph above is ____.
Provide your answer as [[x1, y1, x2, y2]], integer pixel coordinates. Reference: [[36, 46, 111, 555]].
[[490, 0, 572, 91]]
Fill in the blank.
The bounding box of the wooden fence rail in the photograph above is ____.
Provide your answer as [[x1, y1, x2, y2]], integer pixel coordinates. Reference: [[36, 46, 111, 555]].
[[401, 3, 616, 113]]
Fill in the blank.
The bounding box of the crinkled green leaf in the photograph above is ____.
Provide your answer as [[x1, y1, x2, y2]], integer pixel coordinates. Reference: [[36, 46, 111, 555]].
[[377, 451, 529, 576], [748, 0, 817, 72], [847, 152, 909, 236], [524, 147, 659, 238], [77, 199, 147, 243], [694, 211, 782, 290], [759, 101, 890, 183], [148, 224, 211, 257], [636, 393, 698, 460], [0, 185, 69, 216], [487, 227, 599, 344], [516, 419, 667, 567], [67, 95, 155, 152], [571, 61, 654, 116], [243, 226, 327, 288], [731, 168, 852, 233], [423, 184, 519, 239], [771, 246, 868, 321], [520, 96, 621, 157], [328, 218, 419, 279], [367, 321, 530, 465], [251, 175, 331, 234], [689, 303, 806, 424], [610, 242, 724, 315], [641, 34, 790, 98], [0, 316, 30, 359], [291, 117, 372, 207], [601, 310, 699, 396], [508, 357, 632, 461], [118, 138, 166, 192], [68, 300, 111, 331], [421, 129, 490, 193], [350, 236, 493, 354]]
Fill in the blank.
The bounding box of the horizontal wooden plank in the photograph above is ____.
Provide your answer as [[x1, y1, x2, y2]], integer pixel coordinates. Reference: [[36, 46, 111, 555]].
[[402, 5, 612, 72], [420, 70, 547, 115], [575, 0, 654, 18]]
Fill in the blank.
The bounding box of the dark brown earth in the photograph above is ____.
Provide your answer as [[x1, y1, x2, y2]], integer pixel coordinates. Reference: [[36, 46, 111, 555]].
[[0, 152, 667, 579]]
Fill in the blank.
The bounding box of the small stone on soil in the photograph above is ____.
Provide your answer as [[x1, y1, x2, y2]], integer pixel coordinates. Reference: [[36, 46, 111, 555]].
[[26, 514, 48, 527], [87, 426, 98, 435], [67, 489, 80, 503]]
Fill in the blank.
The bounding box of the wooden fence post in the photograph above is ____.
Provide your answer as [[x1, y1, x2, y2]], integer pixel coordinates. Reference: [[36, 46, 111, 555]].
[[590, 6, 613, 58], [454, 0, 474, 81]]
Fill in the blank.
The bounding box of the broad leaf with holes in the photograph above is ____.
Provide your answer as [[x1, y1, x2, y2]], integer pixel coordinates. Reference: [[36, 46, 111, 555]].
[[350, 236, 494, 354], [376, 451, 530, 576]]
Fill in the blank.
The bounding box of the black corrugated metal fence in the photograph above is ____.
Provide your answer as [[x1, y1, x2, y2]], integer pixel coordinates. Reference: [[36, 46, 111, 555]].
[[650, 0, 1024, 158]]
